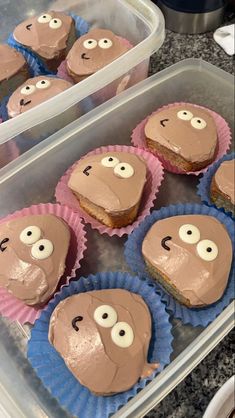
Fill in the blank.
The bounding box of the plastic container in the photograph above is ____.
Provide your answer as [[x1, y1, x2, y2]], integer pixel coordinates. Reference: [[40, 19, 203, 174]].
[[0, 59, 234, 418], [0, 0, 165, 162]]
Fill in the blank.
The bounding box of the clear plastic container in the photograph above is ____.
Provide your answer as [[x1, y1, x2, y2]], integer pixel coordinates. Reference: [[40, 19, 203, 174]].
[[0, 0, 165, 150], [0, 59, 234, 418]]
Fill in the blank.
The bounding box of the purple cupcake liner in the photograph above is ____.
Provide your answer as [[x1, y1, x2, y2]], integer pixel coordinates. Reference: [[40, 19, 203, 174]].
[[7, 14, 89, 75], [197, 152, 235, 220], [27, 272, 173, 418], [124, 203, 235, 327]]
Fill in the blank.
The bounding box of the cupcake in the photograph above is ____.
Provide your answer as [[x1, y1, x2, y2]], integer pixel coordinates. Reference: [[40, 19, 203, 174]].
[[67, 151, 147, 228], [49, 288, 159, 396], [0, 44, 29, 102], [66, 28, 131, 83], [7, 75, 72, 118], [0, 213, 71, 306], [142, 214, 233, 308], [210, 159, 235, 216], [12, 11, 77, 72]]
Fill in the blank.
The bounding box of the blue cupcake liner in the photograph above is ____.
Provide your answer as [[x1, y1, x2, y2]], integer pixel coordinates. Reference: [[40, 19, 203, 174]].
[[0, 95, 9, 122], [8, 13, 90, 75], [124, 203, 235, 327], [27, 272, 173, 418], [197, 152, 235, 220]]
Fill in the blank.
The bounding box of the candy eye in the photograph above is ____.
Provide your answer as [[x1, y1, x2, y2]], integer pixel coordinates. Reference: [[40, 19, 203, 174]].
[[31, 239, 54, 260], [94, 305, 117, 328], [49, 18, 62, 29], [114, 163, 134, 179], [196, 239, 218, 261], [179, 224, 200, 244], [37, 14, 52, 23], [83, 39, 97, 49], [177, 110, 193, 121], [36, 79, 51, 89], [101, 156, 119, 168], [111, 322, 134, 348], [191, 117, 207, 130], [98, 38, 113, 49], [20, 85, 36, 95], [20, 226, 41, 245]]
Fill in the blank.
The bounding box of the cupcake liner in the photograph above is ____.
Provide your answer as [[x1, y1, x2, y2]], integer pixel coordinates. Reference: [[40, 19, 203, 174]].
[[131, 102, 232, 176], [198, 152, 235, 219], [0, 95, 10, 122], [0, 203, 87, 324], [55, 145, 164, 237], [8, 14, 90, 75], [27, 272, 173, 418], [124, 203, 235, 327]]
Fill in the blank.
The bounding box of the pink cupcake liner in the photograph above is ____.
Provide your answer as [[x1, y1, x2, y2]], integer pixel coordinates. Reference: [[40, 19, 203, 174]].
[[55, 145, 164, 237], [0, 203, 87, 324], [131, 102, 232, 176]]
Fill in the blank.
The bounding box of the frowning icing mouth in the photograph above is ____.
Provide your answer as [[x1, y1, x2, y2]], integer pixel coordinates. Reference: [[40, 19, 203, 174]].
[[20, 99, 32, 107], [26, 24, 32, 30], [81, 53, 90, 60], [0, 238, 9, 252], [160, 119, 169, 127], [161, 236, 172, 251], [83, 165, 92, 176]]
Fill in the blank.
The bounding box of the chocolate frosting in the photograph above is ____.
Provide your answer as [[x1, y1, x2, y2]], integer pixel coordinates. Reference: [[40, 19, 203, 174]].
[[0, 44, 26, 82], [214, 159, 235, 204], [142, 215, 232, 306], [68, 151, 147, 213], [49, 289, 158, 395], [0, 214, 70, 306], [7, 75, 72, 118], [144, 105, 217, 163], [66, 28, 130, 76], [13, 11, 73, 59]]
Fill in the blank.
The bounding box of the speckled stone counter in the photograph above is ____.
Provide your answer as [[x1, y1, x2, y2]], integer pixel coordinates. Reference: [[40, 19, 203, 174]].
[[146, 12, 234, 418]]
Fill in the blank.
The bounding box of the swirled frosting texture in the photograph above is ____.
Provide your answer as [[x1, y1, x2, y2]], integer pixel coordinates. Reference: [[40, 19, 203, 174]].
[[214, 159, 235, 204], [142, 215, 232, 306], [13, 11, 73, 59], [0, 214, 70, 306], [68, 152, 147, 213], [49, 289, 157, 395], [66, 28, 130, 76], [144, 105, 217, 163], [0, 44, 26, 82]]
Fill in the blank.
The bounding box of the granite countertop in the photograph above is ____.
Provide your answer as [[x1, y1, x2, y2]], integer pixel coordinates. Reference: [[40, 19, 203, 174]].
[[146, 12, 235, 418]]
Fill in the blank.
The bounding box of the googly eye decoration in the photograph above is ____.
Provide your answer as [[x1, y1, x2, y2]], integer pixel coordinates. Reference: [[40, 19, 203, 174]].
[[49, 18, 62, 29], [197, 239, 218, 261], [20, 85, 36, 95], [94, 305, 118, 328], [111, 322, 134, 348], [36, 79, 51, 89], [31, 239, 54, 260], [179, 224, 201, 244], [191, 117, 207, 130], [83, 39, 98, 50], [20, 226, 41, 245], [37, 14, 52, 23], [177, 110, 193, 121], [114, 162, 134, 179], [101, 156, 120, 168], [98, 38, 113, 49]]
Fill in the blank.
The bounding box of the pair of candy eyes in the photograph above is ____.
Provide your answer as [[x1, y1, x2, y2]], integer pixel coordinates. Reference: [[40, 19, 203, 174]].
[[101, 156, 134, 178], [19, 226, 53, 260], [20, 80, 51, 96], [177, 110, 207, 130], [179, 224, 218, 261], [83, 38, 113, 50], [37, 14, 62, 29], [73, 305, 134, 348]]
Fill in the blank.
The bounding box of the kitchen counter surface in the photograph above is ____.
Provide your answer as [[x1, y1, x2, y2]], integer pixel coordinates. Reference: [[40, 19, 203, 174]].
[[147, 12, 234, 418]]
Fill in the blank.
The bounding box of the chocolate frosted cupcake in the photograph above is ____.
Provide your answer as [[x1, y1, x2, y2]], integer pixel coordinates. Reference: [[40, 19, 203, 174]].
[[66, 28, 131, 83], [7, 75, 72, 118], [13, 11, 76, 72], [0, 44, 29, 102], [210, 159, 235, 216]]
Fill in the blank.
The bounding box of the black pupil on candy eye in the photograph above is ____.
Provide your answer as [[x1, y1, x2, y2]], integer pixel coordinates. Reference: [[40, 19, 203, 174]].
[[183, 112, 187, 115], [102, 313, 108, 319], [43, 15, 46, 18], [54, 20, 57, 23], [27, 231, 32, 236], [197, 120, 201, 123], [26, 86, 30, 90], [187, 230, 192, 235], [41, 81, 45, 84], [207, 247, 212, 252], [39, 245, 44, 251], [88, 40, 93, 44], [120, 167, 125, 171], [119, 330, 125, 336], [104, 40, 108, 43], [108, 158, 113, 161]]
